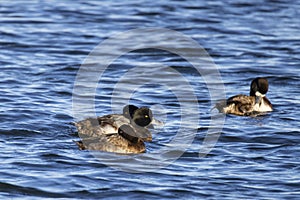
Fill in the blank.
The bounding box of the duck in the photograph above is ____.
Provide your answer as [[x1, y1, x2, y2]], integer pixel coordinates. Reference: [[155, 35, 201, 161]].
[[74, 105, 163, 153], [76, 124, 150, 154], [215, 77, 273, 116]]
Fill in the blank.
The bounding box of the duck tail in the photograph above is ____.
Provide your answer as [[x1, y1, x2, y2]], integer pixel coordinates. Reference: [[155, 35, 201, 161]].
[[212, 100, 226, 113], [74, 140, 86, 150]]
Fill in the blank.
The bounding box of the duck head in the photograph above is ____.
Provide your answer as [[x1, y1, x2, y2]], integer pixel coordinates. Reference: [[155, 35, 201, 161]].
[[123, 104, 138, 119], [132, 107, 153, 127], [250, 77, 269, 97], [118, 124, 139, 143], [123, 105, 164, 128], [118, 124, 152, 143]]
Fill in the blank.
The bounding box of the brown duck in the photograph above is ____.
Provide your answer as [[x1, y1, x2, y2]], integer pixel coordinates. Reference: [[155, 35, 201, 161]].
[[74, 105, 163, 154]]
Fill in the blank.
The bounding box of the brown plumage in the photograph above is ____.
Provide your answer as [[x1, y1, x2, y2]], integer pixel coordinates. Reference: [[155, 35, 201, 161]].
[[75, 125, 147, 154], [74, 105, 161, 154]]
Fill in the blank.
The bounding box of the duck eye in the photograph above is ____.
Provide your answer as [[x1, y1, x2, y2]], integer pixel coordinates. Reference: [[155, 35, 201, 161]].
[[145, 115, 149, 118]]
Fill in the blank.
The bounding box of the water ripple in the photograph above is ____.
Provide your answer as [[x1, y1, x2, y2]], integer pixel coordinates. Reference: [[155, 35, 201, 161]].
[[1, 0, 300, 199]]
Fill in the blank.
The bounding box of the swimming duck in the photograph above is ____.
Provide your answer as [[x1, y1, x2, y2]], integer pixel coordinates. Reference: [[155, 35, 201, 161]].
[[75, 105, 161, 141], [76, 124, 150, 154], [75, 105, 163, 153], [215, 77, 273, 116]]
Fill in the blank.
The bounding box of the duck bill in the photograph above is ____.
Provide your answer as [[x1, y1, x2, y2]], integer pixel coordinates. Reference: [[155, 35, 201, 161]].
[[147, 118, 164, 129]]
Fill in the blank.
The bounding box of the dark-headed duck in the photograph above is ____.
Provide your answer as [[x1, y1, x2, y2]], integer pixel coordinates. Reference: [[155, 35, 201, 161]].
[[215, 77, 273, 116]]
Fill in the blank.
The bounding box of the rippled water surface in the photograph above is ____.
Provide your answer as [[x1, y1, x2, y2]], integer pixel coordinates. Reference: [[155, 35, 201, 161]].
[[1, 0, 300, 199]]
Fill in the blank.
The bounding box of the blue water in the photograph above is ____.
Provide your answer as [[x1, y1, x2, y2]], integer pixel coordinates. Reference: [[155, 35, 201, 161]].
[[1, 0, 300, 199]]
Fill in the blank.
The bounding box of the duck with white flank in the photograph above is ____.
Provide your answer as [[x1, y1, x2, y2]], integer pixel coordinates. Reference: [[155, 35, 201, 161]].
[[75, 105, 163, 154], [215, 77, 273, 116]]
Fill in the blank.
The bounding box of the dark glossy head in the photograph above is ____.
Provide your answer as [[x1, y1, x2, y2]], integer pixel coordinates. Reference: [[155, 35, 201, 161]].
[[133, 107, 153, 127], [123, 105, 153, 127], [250, 77, 269, 96], [123, 105, 138, 119]]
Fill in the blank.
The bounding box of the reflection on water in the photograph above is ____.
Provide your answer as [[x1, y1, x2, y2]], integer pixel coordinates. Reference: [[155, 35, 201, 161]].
[[1, 0, 300, 199]]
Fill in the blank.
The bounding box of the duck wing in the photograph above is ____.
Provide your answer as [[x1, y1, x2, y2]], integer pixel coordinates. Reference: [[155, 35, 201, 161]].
[[75, 114, 130, 137], [75, 117, 107, 138], [225, 95, 255, 115]]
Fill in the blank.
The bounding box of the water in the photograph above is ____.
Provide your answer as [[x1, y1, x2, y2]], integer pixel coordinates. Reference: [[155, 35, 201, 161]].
[[1, 0, 300, 199]]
